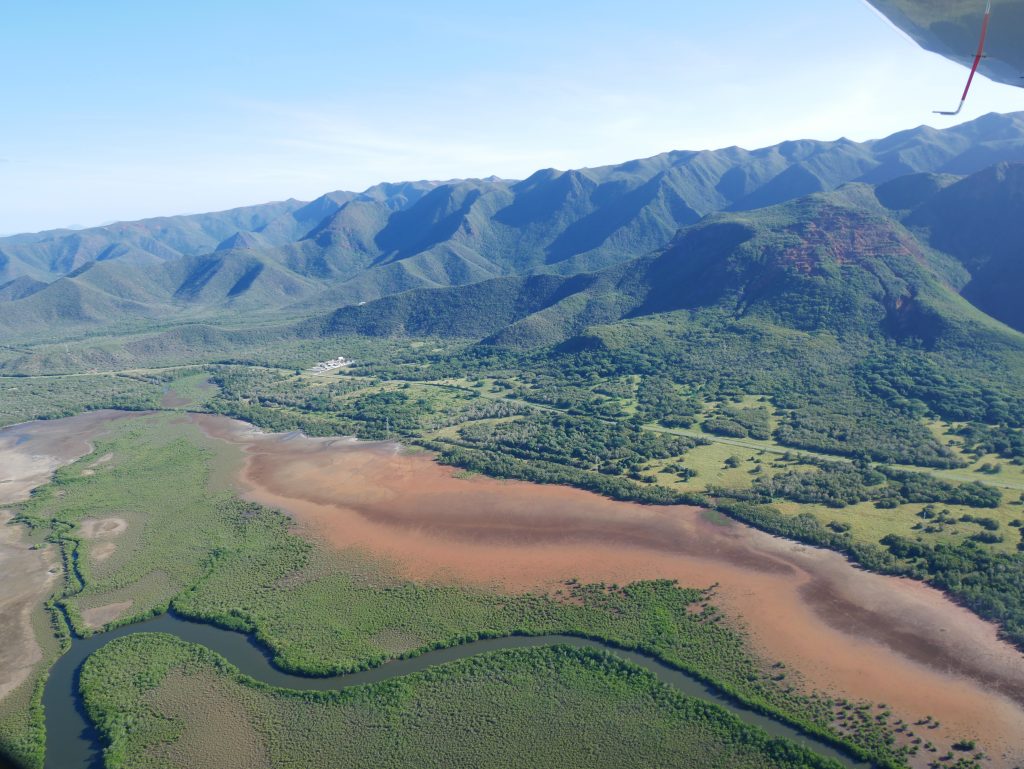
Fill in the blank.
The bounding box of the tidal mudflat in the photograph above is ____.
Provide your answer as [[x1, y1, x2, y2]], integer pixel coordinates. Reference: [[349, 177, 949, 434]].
[[193, 413, 1024, 765], [0, 412, 131, 704], [3, 411, 1023, 766]]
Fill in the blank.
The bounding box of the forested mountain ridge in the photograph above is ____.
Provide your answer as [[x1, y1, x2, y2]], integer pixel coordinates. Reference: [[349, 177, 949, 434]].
[[319, 185, 1015, 348], [897, 161, 1024, 331], [0, 198, 308, 281], [3, 112, 1024, 339]]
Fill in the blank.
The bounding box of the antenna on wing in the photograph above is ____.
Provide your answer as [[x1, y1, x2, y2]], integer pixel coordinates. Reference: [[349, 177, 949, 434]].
[[935, 0, 992, 115]]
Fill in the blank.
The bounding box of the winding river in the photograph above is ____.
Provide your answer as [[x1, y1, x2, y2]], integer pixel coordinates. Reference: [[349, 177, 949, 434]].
[[42, 613, 870, 769]]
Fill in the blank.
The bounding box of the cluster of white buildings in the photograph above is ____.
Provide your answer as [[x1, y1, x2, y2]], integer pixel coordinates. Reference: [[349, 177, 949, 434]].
[[310, 356, 351, 374]]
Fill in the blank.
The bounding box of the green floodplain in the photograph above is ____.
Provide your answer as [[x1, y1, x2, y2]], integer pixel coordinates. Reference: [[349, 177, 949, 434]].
[[0, 382, 1011, 769], [4, 326, 1022, 650]]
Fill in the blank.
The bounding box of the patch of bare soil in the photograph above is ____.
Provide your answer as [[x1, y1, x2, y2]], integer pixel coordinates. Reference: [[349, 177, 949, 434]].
[[90, 542, 117, 562], [0, 412, 129, 503], [0, 512, 58, 701], [0, 411, 131, 704], [79, 517, 128, 539], [81, 601, 133, 629], [192, 413, 1024, 766]]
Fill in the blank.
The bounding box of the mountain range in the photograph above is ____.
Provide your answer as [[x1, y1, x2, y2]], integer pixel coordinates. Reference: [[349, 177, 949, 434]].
[[3, 112, 1024, 343]]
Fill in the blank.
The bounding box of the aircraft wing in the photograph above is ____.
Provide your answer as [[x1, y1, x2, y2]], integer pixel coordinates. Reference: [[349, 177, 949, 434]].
[[867, 0, 1024, 88]]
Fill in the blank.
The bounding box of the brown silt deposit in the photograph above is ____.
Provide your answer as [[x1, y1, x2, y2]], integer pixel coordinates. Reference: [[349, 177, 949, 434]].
[[192, 413, 1024, 765]]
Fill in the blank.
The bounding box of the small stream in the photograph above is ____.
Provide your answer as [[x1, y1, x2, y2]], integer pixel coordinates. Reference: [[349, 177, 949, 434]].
[[42, 613, 872, 769]]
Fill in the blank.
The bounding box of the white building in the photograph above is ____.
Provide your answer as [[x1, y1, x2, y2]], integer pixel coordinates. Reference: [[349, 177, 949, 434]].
[[310, 356, 351, 374]]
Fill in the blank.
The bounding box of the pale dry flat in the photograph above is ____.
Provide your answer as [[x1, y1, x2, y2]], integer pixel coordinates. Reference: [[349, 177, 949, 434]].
[[81, 601, 134, 630], [79, 517, 128, 539], [0, 412, 128, 703], [0, 510, 57, 702]]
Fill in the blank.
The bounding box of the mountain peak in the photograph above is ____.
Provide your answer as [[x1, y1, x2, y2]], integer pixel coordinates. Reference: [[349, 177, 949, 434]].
[[215, 231, 267, 252]]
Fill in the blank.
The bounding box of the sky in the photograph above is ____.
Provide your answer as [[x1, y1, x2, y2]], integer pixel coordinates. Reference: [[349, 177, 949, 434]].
[[2, 0, 1023, 235]]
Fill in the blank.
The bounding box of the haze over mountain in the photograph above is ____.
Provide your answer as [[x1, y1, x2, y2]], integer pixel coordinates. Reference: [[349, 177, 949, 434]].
[[1, 112, 1023, 342]]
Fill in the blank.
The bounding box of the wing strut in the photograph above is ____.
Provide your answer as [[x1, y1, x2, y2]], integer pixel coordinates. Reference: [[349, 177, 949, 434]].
[[935, 0, 992, 115]]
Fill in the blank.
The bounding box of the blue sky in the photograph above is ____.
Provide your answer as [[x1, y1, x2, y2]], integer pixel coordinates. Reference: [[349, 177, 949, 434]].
[[2, 0, 1022, 234]]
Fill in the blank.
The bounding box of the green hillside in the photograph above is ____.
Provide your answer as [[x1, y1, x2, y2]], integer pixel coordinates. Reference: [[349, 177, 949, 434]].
[[320, 185, 1019, 349], [900, 161, 1024, 331]]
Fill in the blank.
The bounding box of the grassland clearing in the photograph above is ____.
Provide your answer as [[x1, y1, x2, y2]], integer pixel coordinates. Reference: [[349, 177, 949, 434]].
[[78, 518, 127, 539], [160, 373, 218, 410], [80, 601, 134, 630]]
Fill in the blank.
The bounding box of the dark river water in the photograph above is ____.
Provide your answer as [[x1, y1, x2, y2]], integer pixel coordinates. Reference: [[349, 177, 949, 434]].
[[42, 613, 870, 769]]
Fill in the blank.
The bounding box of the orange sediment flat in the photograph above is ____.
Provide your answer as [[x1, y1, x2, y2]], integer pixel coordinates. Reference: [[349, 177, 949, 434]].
[[192, 414, 1024, 766]]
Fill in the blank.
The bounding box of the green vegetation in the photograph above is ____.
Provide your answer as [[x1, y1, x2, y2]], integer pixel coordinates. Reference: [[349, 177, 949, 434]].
[[431, 412, 704, 502], [80, 634, 842, 769], [454, 412, 699, 472], [742, 461, 1002, 510], [176, 502, 906, 760], [636, 376, 701, 427], [24, 326, 1014, 657], [0, 679, 47, 769], [160, 371, 217, 409], [332, 332, 1024, 650], [705, 404, 772, 441], [0, 610, 62, 769], [5, 417, 924, 767], [428, 443, 697, 504], [14, 416, 239, 633], [6, 114, 1023, 344], [0, 373, 160, 428], [5, 318, 1023, 659], [955, 422, 1024, 460]]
